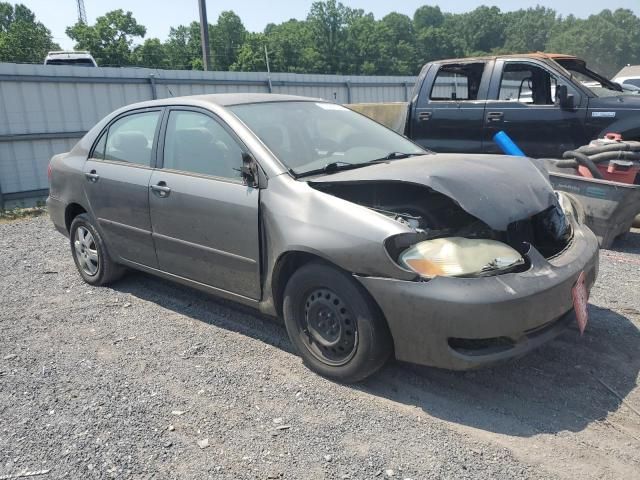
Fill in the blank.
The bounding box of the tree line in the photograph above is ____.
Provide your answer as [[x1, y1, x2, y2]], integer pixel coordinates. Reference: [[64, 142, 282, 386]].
[[2, 1, 639, 77]]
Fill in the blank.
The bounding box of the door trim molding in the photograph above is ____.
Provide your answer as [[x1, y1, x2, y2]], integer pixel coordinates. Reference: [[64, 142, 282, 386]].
[[152, 232, 257, 265]]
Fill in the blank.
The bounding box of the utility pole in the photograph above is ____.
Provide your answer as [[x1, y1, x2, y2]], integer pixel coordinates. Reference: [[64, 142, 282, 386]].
[[264, 45, 273, 93], [198, 0, 211, 71]]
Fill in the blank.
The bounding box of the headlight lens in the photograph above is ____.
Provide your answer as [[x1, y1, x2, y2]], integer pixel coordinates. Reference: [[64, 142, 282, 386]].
[[556, 191, 577, 219], [399, 237, 524, 278]]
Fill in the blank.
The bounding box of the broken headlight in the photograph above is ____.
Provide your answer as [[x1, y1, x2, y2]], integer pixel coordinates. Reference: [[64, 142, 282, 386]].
[[556, 191, 579, 222], [399, 237, 524, 278]]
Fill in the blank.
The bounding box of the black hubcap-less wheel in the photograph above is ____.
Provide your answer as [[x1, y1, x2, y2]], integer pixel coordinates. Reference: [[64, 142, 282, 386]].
[[301, 288, 358, 366]]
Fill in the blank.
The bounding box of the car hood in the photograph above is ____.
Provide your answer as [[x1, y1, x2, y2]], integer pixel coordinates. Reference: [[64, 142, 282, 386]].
[[308, 153, 557, 231]]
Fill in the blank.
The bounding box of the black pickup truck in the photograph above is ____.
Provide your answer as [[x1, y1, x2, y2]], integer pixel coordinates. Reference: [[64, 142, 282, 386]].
[[352, 53, 640, 158]]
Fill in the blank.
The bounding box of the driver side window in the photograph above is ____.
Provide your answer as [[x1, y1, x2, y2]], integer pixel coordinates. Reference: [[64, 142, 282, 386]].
[[499, 63, 558, 105]]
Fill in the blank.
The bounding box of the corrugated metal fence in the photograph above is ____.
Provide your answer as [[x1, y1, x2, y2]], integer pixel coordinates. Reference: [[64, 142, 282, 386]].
[[0, 63, 416, 207]]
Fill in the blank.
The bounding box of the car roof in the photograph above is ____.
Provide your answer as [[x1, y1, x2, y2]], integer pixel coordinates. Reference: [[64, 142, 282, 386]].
[[123, 93, 324, 110], [434, 52, 578, 63]]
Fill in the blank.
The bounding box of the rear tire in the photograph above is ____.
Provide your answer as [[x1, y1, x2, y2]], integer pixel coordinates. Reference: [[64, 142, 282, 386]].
[[69, 213, 125, 286], [283, 261, 392, 383]]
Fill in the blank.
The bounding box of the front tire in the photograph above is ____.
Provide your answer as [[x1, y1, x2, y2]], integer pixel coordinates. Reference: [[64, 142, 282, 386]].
[[69, 213, 125, 286], [283, 261, 392, 383]]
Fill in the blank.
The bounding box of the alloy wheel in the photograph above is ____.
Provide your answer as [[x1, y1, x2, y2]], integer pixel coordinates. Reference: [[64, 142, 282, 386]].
[[74, 226, 99, 276]]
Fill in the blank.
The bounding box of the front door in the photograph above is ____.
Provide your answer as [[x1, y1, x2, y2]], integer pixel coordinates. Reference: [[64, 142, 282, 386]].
[[482, 60, 587, 158], [411, 61, 489, 153], [149, 108, 261, 300], [83, 109, 162, 267]]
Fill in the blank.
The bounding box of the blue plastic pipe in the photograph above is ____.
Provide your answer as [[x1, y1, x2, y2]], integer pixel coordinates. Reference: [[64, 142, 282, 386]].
[[493, 130, 526, 157]]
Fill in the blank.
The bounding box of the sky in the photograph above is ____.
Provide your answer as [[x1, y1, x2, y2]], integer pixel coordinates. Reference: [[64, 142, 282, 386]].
[[19, 0, 640, 50]]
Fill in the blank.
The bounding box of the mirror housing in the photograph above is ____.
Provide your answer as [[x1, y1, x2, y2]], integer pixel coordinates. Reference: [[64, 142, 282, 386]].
[[240, 152, 260, 188], [556, 84, 575, 110]]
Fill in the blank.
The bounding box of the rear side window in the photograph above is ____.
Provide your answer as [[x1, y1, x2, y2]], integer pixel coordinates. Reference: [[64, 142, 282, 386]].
[[104, 111, 160, 166], [162, 110, 243, 180], [430, 63, 486, 101]]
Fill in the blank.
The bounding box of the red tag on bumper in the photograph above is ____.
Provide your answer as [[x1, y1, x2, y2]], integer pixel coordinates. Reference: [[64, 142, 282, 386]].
[[572, 271, 589, 335]]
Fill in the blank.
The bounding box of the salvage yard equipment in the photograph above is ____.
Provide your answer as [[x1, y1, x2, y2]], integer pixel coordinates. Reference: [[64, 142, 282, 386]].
[[492, 131, 640, 248]]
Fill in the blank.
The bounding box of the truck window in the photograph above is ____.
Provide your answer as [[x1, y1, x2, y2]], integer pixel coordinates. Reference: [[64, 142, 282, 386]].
[[430, 63, 485, 101], [499, 63, 557, 105]]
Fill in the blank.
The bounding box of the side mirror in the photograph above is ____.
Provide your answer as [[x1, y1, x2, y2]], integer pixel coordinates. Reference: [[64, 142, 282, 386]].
[[556, 84, 575, 109], [240, 152, 259, 188]]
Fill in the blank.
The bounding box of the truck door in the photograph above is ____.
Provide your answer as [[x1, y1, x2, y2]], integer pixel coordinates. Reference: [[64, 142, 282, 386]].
[[411, 61, 490, 153], [482, 59, 587, 158]]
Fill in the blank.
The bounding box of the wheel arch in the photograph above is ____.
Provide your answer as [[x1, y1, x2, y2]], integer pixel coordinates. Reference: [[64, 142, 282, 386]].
[[64, 203, 88, 233], [270, 250, 392, 342]]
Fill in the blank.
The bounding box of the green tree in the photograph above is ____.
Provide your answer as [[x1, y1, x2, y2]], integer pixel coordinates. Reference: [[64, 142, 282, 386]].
[[413, 5, 444, 32], [453, 6, 506, 55], [164, 22, 203, 70], [546, 9, 640, 77], [500, 7, 557, 54], [0, 2, 59, 63], [133, 38, 169, 68], [66, 9, 146, 66], [211, 11, 246, 70], [306, 0, 354, 73], [377, 12, 417, 74], [231, 31, 267, 71]]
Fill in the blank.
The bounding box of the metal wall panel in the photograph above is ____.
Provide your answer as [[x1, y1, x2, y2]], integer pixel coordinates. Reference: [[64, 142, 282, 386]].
[[0, 62, 416, 203]]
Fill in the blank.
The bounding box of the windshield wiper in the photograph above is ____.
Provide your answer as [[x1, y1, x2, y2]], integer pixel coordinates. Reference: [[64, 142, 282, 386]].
[[368, 152, 422, 163], [295, 161, 371, 178]]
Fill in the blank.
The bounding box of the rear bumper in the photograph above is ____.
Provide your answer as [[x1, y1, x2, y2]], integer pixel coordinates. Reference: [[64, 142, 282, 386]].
[[46, 196, 68, 237], [356, 224, 599, 370]]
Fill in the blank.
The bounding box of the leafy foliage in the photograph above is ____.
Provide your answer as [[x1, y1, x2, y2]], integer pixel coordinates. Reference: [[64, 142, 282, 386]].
[[2, 2, 640, 77], [0, 2, 59, 63]]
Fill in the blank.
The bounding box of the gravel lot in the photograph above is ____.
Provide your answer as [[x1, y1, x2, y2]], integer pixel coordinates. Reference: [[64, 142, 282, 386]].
[[1, 215, 639, 479]]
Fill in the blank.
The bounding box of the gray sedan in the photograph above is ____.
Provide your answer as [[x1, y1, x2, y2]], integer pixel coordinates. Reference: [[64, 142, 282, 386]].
[[48, 94, 599, 382]]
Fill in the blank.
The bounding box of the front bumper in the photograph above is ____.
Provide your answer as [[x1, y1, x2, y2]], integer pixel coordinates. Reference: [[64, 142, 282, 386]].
[[356, 224, 599, 370]]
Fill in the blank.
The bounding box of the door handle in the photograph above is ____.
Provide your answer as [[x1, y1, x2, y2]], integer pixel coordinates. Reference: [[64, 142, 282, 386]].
[[418, 111, 432, 121], [150, 182, 171, 198], [487, 112, 504, 122], [84, 170, 99, 183]]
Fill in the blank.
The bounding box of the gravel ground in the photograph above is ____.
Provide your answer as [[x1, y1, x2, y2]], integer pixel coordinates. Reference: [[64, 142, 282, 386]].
[[1, 216, 639, 480]]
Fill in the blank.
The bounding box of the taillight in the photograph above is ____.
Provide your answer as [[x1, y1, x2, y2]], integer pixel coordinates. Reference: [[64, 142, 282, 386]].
[[47, 163, 52, 182]]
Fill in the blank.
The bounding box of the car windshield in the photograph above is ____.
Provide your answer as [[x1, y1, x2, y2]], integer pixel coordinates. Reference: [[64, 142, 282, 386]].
[[228, 101, 425, 176]]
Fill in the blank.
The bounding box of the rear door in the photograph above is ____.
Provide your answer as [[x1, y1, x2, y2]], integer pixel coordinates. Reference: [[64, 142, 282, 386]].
[[83, 109, 162, 267], [482, 59, 587, 157], [149, 107, 261, 300], [411, 61, 491, 153]]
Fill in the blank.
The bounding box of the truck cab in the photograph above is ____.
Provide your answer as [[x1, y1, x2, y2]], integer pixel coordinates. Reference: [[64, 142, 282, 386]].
[[407, 53, 640, 158]]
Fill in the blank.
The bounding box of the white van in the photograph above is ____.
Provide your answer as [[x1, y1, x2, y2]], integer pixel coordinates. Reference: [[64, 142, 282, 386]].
[[44, 51, 97, 67], [613, 65, 640, 89]]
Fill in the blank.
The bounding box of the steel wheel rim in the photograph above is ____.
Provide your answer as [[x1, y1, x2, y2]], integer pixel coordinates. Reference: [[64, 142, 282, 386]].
[[299, 288, 358, 366], [74, 226, 99, 276]]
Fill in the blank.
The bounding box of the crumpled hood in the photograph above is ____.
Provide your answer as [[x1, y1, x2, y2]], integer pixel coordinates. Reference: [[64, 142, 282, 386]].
[[308, 153, 558, 231]]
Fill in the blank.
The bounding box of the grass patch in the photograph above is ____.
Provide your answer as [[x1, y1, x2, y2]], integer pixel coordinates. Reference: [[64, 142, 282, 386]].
[[0, 204, 47, 223]]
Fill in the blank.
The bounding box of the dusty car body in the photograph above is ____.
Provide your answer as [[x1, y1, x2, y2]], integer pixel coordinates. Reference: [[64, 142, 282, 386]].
[[47, 93, 599, 381]]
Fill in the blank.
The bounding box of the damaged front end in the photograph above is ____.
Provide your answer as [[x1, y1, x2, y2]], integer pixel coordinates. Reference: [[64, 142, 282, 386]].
[[309, 179, 573, 281]]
